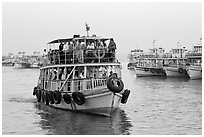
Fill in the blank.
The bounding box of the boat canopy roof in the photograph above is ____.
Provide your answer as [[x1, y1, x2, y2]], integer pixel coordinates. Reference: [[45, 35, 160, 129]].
[[47, 36, 112, 44]]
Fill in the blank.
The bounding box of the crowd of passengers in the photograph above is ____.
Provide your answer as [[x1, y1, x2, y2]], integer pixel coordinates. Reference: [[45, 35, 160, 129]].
[[44, 38, 117, 65]]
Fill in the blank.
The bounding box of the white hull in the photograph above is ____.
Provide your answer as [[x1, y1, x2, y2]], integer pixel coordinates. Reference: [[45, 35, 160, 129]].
[[164, 67, 188, 77], [186, 65, 202, 79], [135, 67, 165, 77], [13, 63, 25, 69], [42, 90, 122, 117], [30, 63, 40, 68]]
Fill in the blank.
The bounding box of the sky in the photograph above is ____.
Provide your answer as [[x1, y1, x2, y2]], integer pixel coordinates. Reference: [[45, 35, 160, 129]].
[[2, 2, 202, 59]]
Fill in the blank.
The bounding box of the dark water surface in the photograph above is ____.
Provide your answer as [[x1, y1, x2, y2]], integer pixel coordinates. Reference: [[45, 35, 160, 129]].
[[2, 61, 202, 135]]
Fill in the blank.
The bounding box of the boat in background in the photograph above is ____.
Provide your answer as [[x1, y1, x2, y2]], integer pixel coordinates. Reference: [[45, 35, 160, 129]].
[[127, 48, 143, 69], [134, 46, 166, 77], [29, 51, 43, 68], [163, 43, 189, 78], [186, 38, 202, 79], [13, 51, 31, 69], [2, 53, 15, 66]]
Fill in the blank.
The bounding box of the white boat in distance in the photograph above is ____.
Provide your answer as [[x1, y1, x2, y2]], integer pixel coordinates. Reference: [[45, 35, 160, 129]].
[[163, 58, 188, 78], [186, 40, 202, 79], [13, 51, 31, 69], [33, 26, 130, 117], [135, 58, 166, 77]]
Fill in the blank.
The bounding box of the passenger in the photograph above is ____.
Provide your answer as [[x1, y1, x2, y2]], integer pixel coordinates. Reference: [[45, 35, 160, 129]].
[[102, 41, 107, 49], [63, 42, 69, 51], [80, 71, 86, 79], [109, 71, 117, 77], [52, 70, 57, 80], [108, 38, 116, 53], [59, 43, 64, 51], [87, 43, 94, 49], [102, 72, 107, 78], [109, 71, 113, 77]]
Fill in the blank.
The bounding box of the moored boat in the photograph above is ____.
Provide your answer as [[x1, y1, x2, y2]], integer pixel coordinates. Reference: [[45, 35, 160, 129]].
[[163, 58, 188, 78], [30, 51, 43, 68], [32, 26, 131, 117], [135, 58, 166, 77], [163, 44, 189, 78], [134, 46, 166, 77], [186, 39, 202, 79], [13, 51, 31, 69], [127, 48, 143, 69]]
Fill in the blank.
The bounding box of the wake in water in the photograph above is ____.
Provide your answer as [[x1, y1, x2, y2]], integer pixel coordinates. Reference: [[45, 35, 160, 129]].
[[9, 97, 37, 103]]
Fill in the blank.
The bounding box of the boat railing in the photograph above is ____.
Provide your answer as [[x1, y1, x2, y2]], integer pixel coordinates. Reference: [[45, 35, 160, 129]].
[[43, 48, 116, 66], [72, 78, 107, 91], [164, 64, 187, 68], [44, 78, 107, 92]]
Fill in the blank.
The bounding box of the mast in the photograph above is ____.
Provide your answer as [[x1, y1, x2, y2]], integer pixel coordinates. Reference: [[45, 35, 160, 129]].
[[85, 23, 90, 37]]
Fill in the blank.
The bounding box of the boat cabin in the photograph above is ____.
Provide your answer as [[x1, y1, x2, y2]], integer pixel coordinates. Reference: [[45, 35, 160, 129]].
[[43, 35, 117, 66], [38, 63, 122, 92]]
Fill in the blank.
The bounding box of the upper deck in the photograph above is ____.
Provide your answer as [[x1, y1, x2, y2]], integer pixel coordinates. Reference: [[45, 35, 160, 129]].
[[43, 35, 117, 66]]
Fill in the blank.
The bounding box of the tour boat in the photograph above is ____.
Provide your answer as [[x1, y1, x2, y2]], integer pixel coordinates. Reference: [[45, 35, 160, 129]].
[[186, 42, 202, 79], [163, 58, 188, 78], [134, 58, 166, 77], [134, 47, 166, 77], [127, 49, 143, 69], [32, 27, 130, 117], [163, 45, 189, 78]]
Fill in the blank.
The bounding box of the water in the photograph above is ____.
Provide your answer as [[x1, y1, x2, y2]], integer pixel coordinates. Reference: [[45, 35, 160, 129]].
[[2, 61, 202, 135]]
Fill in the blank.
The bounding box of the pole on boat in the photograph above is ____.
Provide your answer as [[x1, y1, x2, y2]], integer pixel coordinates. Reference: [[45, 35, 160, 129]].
[[85, 23, 90, 37]]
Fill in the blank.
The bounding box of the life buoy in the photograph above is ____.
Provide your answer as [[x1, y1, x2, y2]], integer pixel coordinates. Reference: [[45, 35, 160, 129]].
[[49, 91, 55, 104], [45, 91, 49, 105], [33, 87, 37, 96], [178, 68, 183, 73], [63, 93, 72, 104], [93, 49, 106, 59], [53, 90, 58, 102], [156, 69, 161, 74], [121, 89, 130, 104], [107, 77, 124, 93], [41, 90, 45, 102], [150, 68, 155, 73], [55, 91, 62, 104], [36, 89, 41, 102], [127, 63, 132, 67], [144, 68, 149, 72], [72, 92, 85, 105]]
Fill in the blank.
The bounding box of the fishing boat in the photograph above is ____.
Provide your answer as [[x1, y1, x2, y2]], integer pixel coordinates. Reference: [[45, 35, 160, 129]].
[[186, 39, 202, 79], [134, 47, 166, 77], [32, 26, 131, 117]]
